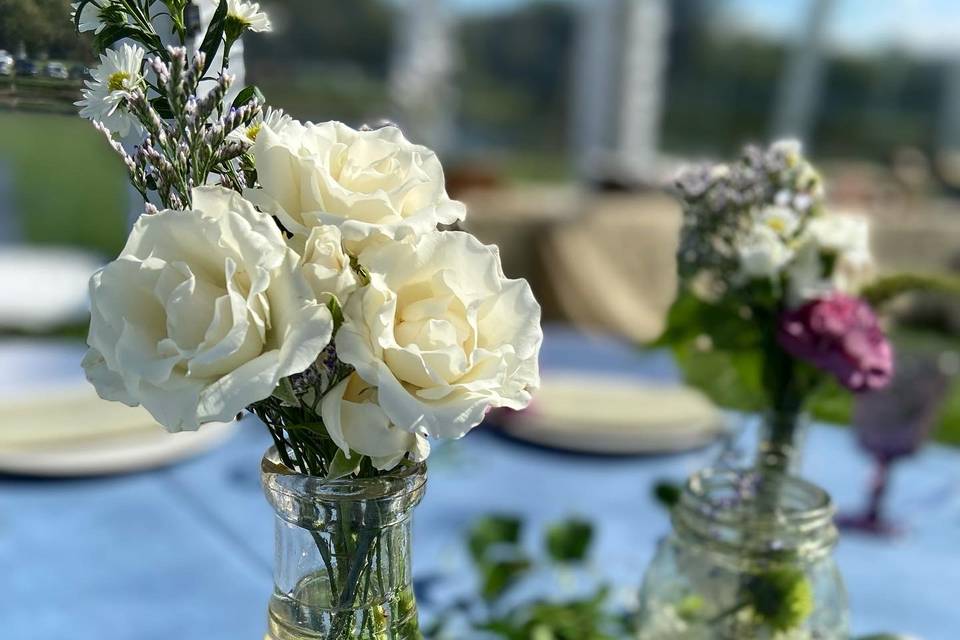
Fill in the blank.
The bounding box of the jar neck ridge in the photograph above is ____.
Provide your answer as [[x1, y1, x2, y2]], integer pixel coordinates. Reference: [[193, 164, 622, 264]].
[[672, 467, 837, 563]]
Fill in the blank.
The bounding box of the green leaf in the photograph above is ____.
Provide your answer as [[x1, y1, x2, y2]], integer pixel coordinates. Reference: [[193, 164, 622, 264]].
[[544, 518, 593, 563], [467, 514, 523, 564], [198, 0, 229, 77], [669, 341, 765, 412], [92, 19, 165, 56], [231, 84, 265, 109], [861, 272, 960, 309], [652, 480, 682, 510], [655, 290, 764, 352], [480, 557, 531, 602], [325, 449, 361, 481]]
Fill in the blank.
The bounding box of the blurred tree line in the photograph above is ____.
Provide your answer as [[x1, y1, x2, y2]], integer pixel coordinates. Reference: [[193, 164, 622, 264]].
[[245, 0, 573, 157], [662, 0, 947, 161], [246, 0, 948, 165], [1, 0, 948, 165], [0, 0, 92, 61]]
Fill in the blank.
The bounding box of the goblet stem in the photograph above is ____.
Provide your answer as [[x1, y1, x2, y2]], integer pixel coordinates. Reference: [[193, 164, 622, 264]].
[[865, 456, 891, 526]]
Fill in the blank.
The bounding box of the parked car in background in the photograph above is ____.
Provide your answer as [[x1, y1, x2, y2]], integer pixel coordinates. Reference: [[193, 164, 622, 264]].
[[14, 58, 37, 77], [0, 50, 13, 76], [42, 62, 69, 80]]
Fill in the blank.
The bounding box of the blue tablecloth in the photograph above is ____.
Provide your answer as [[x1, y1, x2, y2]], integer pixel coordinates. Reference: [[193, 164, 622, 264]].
[[2, 328, 959, 639]]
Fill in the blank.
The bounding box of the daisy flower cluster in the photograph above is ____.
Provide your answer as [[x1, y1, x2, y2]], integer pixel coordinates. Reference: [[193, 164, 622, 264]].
[[73, 0, 275, 209], [673, 141, 892, 393]]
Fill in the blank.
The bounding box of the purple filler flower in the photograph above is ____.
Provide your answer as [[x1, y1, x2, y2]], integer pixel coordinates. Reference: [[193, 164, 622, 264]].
[[778, 293, 894, 392]]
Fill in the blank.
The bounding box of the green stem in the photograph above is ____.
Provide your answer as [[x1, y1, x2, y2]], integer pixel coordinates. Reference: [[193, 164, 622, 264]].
[[329, 528, 376, 639], [708, 600, 750, 625]]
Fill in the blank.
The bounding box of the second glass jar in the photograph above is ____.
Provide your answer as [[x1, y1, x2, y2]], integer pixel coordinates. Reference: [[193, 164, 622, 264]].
[[637, 467, 848, 640]]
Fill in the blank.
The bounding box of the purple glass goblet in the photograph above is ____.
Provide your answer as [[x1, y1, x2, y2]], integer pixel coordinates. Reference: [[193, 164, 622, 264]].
[[836, 352, 950, 536]]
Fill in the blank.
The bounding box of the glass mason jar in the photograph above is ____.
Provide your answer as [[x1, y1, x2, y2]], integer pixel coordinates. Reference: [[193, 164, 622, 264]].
[[637, 467, 848, 640], [261, 448, 427, 640]]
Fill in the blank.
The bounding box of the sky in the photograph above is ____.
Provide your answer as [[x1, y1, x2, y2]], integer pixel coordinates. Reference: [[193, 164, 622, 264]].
[[449, 0, 960, 57]]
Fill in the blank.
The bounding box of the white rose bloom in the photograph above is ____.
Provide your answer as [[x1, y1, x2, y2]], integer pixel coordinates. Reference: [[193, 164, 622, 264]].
[[787, 213, 875, 303], [76, 43, 145, 137], [336, 231, 542, 439], [83, 187, 333, 431], [246, 120, 466, 252], [298, 224, 358, 304], [805, 213, 871, 257], [738, 225, 793, 281], [321, 373, 430, 471]]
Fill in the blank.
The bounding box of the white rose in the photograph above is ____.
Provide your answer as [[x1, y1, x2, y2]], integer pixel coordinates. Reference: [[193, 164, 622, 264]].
[[805, 213, 871, 257], [246, 120, 465, 252], [336, 231, 542, 439], [297, 224, 358, 305], [737, 225, 793, 281], [787, 213, 875, 303], [83, 187, 333, 431], [321, 373, 429, 471]]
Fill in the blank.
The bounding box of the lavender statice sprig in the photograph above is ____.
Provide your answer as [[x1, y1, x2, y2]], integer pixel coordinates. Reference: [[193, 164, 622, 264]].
[[94, 47, 262, 210]]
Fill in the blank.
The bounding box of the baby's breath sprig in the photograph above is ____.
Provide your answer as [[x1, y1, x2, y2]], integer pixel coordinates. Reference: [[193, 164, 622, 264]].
[[675, 141, 825, 284]]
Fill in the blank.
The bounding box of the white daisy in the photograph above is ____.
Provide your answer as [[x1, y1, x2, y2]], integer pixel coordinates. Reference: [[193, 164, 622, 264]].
[[757, 205, 800, 239], [228, 106, 292, 144], [71, 1, 106, 33], [225, 0, 272, 33], [76, 43, 146, 138]]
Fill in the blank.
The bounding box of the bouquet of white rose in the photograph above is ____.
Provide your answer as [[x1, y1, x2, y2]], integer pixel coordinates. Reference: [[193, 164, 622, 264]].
[[72, 2, 542, 637]]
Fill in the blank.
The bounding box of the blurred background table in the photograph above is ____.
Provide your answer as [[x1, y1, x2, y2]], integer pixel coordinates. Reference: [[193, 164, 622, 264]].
[[1, 327, 958, 639]]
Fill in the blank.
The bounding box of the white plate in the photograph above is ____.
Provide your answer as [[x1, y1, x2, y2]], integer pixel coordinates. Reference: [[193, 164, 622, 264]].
[[0, 420, 236, 477], [493, 373, 725, 454], [0, 340, 236, 476], [0, 247, 101, 331]]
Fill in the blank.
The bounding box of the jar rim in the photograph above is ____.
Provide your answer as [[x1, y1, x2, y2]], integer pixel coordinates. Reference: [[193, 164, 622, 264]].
[[261, 446, 427, 503], [672, 466, 838, 559], [681, 467, 834, 526]]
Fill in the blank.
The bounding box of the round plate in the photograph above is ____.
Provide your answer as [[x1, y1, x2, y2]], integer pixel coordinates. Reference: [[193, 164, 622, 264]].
[[0, 247, 101, 331], [493, 373, 725, 454], [0, 419, 236, 477], [0, 340, 236, 476]]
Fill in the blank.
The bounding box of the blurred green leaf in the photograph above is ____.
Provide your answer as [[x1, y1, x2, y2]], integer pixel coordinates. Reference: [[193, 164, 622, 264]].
[[544, 518, 593, 563], [861, 273, 960, 309], [480, 556, 532, 602], [480, 586, 625, 640], [652, 481, 682, 510], [655, 290, 764, 352], [467, 514, 523, 564]]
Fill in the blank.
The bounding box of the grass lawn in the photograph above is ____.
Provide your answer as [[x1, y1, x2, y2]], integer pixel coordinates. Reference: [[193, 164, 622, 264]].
[[0, 110, 128, 257]]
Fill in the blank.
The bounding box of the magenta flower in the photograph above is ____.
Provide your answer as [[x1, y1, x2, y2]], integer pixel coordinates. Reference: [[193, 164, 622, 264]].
[[778, 293, 894, 392]]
